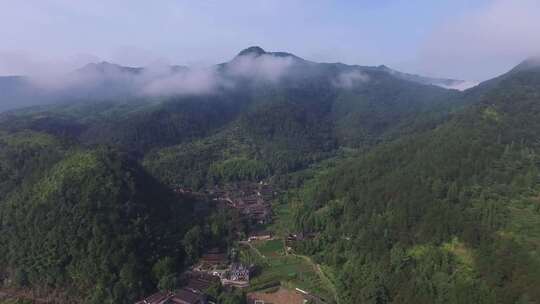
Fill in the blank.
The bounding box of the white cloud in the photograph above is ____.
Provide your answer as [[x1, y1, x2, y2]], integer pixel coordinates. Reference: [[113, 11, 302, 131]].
[[11, 50, 301, 98], [137, 52, 298, 95], [437, 81, 479, 91], [227, 53, 295, 82], [332, 70, 369, 89], [141, 67, 223, 96]]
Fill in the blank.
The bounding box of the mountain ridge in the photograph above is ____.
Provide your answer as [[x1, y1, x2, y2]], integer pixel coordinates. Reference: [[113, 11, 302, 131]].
[[0, 46, 479, 112]]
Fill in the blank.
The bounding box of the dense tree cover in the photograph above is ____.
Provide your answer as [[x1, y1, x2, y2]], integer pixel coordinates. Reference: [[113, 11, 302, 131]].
[[0, 131, 67, 200], [0, 95, 249, 154], [0, 148, 195, 303], [208, 158, 269, 184], [181, 207, 243, 265], [2, 52, 539, 304], [79, 96, 251, 153], [142, 126, 259, 189], [330, 71, 460, 147], [287, 67, 540, 303], [140, 72, 458, 189], [141, 97, 338, 189], [0, 56, 460, 192]]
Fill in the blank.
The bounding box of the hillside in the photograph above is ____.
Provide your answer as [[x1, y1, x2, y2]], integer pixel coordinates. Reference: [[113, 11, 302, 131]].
[[285, 60, 540, 303], [0, 147, 196, 303], [0, 48, 463, 190]]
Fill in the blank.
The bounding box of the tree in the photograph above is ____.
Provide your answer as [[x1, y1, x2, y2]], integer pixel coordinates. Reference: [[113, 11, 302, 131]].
[[158, 274, 178, 291], [152, 257, 177, 286], [183, 226, 202, 264]]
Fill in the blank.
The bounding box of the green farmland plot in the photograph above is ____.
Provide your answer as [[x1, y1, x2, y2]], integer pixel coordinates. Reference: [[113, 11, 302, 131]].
[[241, 239, 337, 303]]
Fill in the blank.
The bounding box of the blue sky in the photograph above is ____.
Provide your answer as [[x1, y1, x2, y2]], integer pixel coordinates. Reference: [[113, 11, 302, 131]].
[[0, 0, 538, 80]]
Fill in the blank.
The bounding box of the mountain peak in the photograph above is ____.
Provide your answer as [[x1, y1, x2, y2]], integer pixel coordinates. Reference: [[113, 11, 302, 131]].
[[79, 61, 122, 72], [377, 65, 391, 71], [237, 46, 266, 57], [511, 56, 540, 73], [77, 61, 143, 74], [234, 46, 305, 63]]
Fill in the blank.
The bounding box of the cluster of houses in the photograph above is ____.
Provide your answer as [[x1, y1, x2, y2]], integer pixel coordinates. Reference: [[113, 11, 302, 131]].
[[135, 257, 253, 304], [209, 182, 275, 226], [135, 271, 220, 304], [195, 249, 254, 289], [172, 182, 276, 225]]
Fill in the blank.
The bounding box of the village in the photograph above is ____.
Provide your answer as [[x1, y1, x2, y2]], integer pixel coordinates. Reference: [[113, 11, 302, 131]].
[[135, 182, 331, 304]]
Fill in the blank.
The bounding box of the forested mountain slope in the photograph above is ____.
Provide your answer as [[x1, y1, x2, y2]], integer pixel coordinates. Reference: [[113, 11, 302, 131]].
[[0, 47, 462, 189], [287, 60, 540, 304], [0, 147, 196, 303]]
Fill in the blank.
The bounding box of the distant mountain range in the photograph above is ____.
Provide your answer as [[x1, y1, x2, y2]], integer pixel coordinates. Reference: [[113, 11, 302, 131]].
[[0, 46, 477, 112]]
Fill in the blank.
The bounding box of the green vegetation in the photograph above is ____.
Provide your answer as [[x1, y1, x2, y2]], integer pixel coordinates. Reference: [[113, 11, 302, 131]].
[[284, 66, 540, 303], [0, 148, 196, 303], [0, 130, 66, 201], [1, 55, 540, 304], [0, 299, 33, 304], [254, 240, 284, 257], [240, 241, 336, 303]]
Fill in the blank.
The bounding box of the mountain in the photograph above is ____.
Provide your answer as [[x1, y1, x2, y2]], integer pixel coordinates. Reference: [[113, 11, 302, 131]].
[[287, 58, 540, 303], [229, 47, 476, 90], [0, 47, 463, 188], [0, 46, 463, 112], [1, 47, 539, 303], [0, 48, 467, 301], [76, 61, 145, 75], [76, 61, 190, 76], [510, 56, 540, 73], [235, 45, 305, 60], [0, 62, 191, 113], [0, 140, 200, 302]]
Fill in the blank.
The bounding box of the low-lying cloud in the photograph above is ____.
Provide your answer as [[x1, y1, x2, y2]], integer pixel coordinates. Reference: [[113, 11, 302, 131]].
[[140, 52, 296, 96], [332, 70, 369, 89], [227, 53, 295, 82], [1, 49, 372, 112], [142, 67, 223, 96], [18, 52, 299, 99]]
